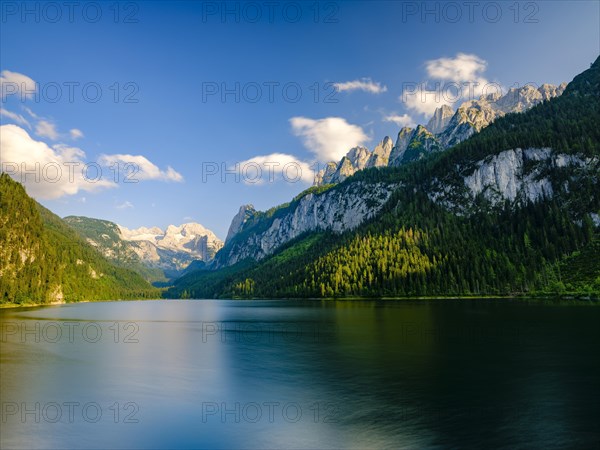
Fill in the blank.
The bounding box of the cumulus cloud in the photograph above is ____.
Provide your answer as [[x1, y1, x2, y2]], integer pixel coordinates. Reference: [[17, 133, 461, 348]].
[[35, 120, 59, 140], [1, 124, 184, 199], [0, 108, 31, 128], [0, 70, 37, 100], [401, 53, 495, 117], [98, 154, 184, 182], [425, 53, 488, 84], [290, 116, 369, 162], [236, 153, 314, 185], [334, 78, 387, 94], [383, 113, 416, 128], [0, 124, 116, 199], [70, 128, 84, 140]]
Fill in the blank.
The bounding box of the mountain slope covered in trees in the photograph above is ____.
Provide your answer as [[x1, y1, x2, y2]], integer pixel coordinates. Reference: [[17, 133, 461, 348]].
[[63, 216, 168, 283], [169, 57, 600, 299], [0, 174, 160, 304]]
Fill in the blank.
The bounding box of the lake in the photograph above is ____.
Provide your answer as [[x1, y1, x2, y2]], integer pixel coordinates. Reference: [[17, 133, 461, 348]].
[[1, 299, 599, 449]]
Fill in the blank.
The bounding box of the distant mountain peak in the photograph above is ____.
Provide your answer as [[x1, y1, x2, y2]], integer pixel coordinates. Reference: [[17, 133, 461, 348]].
[[426, 104, 454, 134]]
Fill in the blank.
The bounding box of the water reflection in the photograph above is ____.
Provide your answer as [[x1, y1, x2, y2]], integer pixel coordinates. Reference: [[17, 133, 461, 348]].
[[1, 300, 598, 449]]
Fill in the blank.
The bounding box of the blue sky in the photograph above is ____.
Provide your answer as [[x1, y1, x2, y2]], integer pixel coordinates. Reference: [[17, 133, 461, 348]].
[[1, 0, 599, 238]]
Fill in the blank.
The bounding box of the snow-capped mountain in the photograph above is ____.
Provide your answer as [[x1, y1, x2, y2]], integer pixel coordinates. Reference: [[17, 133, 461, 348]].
[[64, 216, 223, 280], [119, 223, 224, 276]]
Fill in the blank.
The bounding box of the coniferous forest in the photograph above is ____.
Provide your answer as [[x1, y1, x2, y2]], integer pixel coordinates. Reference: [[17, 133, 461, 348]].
[[0, 173, 160, 304], [168, 58, 600, 300], [2, 58, 599, 303]]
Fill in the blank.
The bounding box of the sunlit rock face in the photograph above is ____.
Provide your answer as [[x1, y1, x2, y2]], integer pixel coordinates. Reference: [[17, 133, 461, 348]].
[[215, 182, 396, 267], [314, 83, 567, 186], [427, 147, 597, 211]]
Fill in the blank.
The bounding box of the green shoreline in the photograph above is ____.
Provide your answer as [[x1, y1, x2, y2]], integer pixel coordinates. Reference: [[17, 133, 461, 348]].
[[2, 293, 598, 309]]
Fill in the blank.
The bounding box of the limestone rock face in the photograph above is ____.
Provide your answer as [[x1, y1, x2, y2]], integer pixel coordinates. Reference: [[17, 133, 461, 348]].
[[215, 182, 396, 267], [426, 104, 454, 134], [119, 222, 223, 275], [225, 204, 256, 243], [427, 147, 597, 210], [217, 143, 598, 268], [389, 127, 415, 166], [314, 83, 566, 186], [315, 142, 392, 185], [367, 136, 394, 168]]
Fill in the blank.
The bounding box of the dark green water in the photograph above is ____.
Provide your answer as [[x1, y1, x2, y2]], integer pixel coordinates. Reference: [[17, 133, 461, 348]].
[[1, 299, 599, 449]]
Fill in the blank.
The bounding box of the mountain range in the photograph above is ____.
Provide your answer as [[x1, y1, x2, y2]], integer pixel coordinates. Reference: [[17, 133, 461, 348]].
[[0, 175, 160, 303], [64, 217, 223, 281], [314, 82, 568, 185], [1, 57, 598, 304], [170, 56, 599, 299]]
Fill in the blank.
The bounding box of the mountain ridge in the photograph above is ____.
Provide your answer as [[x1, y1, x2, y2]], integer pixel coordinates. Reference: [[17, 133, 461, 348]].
[[172, 56, 600, 299], [1, 174, 160, 304], [64, 216, 224, 280], [315, 82, 568, 186]]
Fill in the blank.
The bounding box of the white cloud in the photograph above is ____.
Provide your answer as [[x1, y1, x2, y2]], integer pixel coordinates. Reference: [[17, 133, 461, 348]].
[[0, 124, 116, 200], [35, 120, 59, 140], [1, 125, 180, 200], [290, 117, 369, 162], [401, 53, 492, 118], [116, 201, 134, 210], [236, 153, 314, 185], [383, 113, 416, 128], [18, 107, 82, 141], [70, 128, 84, 140], [0, 108, 31, 128], [0, 70, 37, 100], [98, 154, 184, 182], [334, 78, 387, 94], [425, 53, 488, 83], [402, 87, 454, 116], [23, 107, 39, 119]]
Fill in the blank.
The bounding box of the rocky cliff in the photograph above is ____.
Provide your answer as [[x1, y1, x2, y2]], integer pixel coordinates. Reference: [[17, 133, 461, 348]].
[[315, 83, 567, 186], [215, 182, 396, 267]]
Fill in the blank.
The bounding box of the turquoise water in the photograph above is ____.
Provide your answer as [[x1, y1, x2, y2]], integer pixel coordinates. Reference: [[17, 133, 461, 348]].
[[1, 299, 598, 449]]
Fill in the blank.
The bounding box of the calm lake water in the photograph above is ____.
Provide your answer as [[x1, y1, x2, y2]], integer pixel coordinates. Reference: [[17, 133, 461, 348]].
[[1, 299, 599, 449]]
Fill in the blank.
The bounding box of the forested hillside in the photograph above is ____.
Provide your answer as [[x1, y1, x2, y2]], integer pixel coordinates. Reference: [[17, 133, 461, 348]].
[[64, 216, 168, 283], [0, 174, 160, 304], [169, 57, 600, 299]]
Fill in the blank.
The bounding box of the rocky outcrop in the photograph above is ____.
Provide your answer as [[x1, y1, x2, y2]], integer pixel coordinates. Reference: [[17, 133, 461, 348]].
[[65, 216, 224, 279], [314, 139, 394, 185], [225, 204, 256, 243], [314, 83, 566, 186], [427, 148, 597, 210], [426, 104, 454, 134], [120, 223, 224, 274], [390, 125, 442, 166], [367, 136, 394, 168], [215, 182, 397, 267]]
